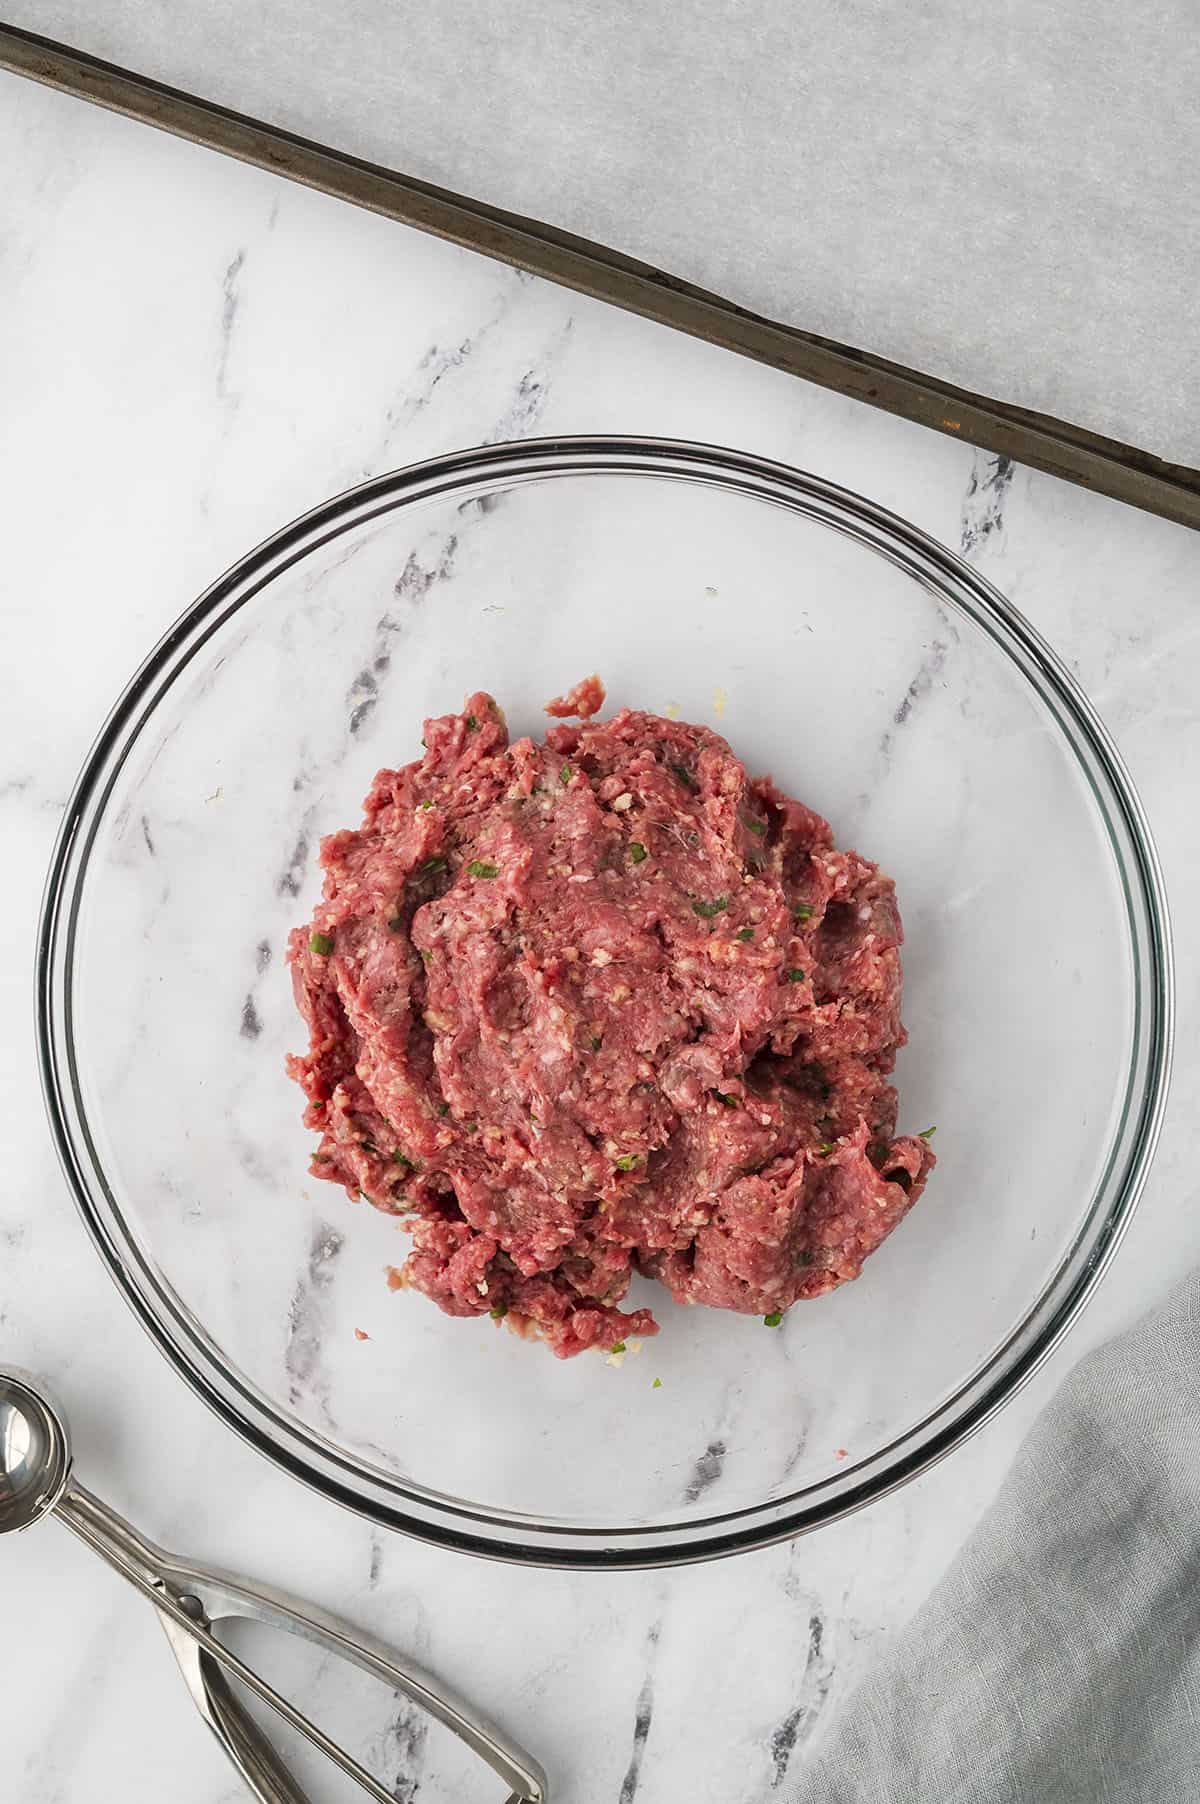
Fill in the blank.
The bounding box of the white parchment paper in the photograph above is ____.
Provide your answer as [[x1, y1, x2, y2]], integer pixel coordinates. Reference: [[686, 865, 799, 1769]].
[[11, 0, 1199, 464]]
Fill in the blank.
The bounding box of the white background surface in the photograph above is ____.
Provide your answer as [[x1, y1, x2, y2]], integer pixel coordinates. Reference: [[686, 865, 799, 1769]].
[[7, 0, 1200, 463], [2, 69, 1199, 1804]]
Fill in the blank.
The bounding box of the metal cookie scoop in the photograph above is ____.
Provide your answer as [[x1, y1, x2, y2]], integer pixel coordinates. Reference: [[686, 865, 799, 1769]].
[[0, 1368, 547, 1804]]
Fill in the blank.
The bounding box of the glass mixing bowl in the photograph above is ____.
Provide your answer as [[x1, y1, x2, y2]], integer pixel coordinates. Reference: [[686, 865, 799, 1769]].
[[38, 438, 1172, 1567]]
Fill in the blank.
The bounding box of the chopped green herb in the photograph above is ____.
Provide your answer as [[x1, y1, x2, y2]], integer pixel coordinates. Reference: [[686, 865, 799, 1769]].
[[312, 1153, 332, 1164], [466, 860, 499, 879], [763, 1311, 783, 1328], [419, 798, 434, 811], [530, 782, 543, 795], [559, 764, 572, 785], [466, 715, 478, 731], [393, 1151, 417, 1173], [610, 1341, 627, 1354], [714, 1091, 739, 1108], [918, 1125, 937, 1139], [309, 932, 334, 957], [737, 927, 754, 942], [793, 903, 815, 921], [489, 1303, 508, 1320], [464, 1121, 478, 1134], [628, 841, 648, 864], [437, 1103, 450, 1117], [387, 915, 404, 932], [785, 968, 806, 983], [692, 896, 729, 919], [590, 1035, 603, 1051], [652, 1376, 662, 1389], [415, 856, 447, 877], [669, 762, 699, 792], [816, 1140, 835, 1156], [745, 817, 767, 837], [614, 1154, 641, 1172], [417, 948, 432, 964]]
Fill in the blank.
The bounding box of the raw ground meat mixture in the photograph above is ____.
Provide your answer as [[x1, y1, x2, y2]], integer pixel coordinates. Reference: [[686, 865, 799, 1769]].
[[288, 678, 935, 1357]]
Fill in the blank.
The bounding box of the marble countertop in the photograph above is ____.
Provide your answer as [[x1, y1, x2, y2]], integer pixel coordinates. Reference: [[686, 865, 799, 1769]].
[[2, 69, 1198, 1804]]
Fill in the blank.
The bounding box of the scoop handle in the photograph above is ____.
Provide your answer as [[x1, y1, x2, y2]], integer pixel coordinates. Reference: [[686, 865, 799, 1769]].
[[153, 1550, 548, 1804], [157, 1623, 311, 1804], [55, 1481, 546, 1804]]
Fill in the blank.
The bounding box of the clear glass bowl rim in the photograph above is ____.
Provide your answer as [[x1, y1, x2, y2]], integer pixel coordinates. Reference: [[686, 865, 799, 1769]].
[[36, 435, 1175, 1568]]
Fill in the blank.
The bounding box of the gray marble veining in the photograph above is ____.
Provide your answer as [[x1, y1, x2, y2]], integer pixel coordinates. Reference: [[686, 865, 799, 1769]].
[[2, 65, 1198, 1804]]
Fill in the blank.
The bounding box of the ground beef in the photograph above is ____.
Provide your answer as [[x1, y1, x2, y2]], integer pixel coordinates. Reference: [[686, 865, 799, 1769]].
[[287, 682, 934, 1357], [544, 672, 606, 719]]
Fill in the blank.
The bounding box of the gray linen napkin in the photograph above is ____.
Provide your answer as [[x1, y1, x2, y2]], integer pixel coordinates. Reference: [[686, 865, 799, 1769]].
[[793, 1276, 1200, 1803]]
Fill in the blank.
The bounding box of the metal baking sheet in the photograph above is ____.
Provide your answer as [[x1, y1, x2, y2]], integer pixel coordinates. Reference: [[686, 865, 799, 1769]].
[[2, 20, 1197, 532]]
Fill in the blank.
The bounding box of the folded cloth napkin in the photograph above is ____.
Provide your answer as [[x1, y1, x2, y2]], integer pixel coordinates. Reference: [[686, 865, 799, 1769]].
[[793, 1276, 1200, 1803]]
